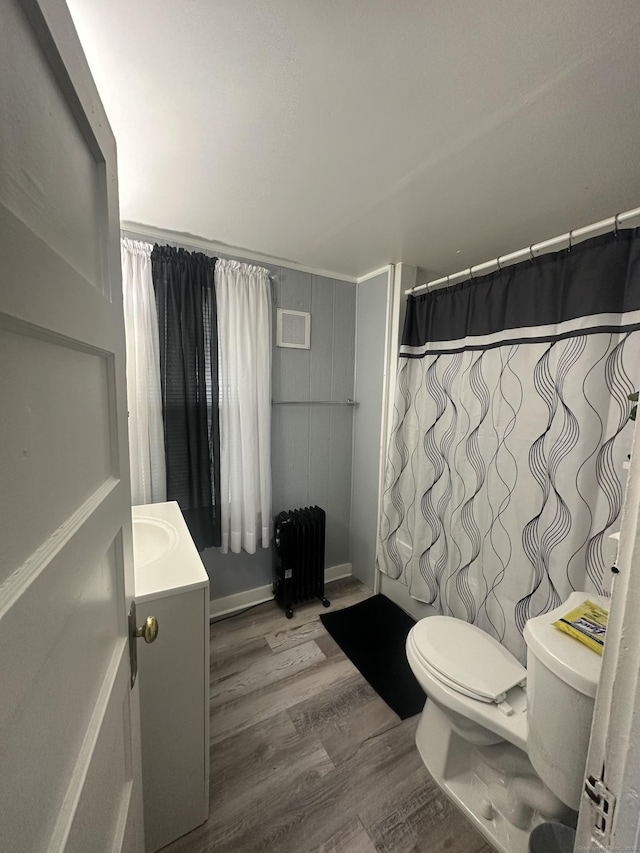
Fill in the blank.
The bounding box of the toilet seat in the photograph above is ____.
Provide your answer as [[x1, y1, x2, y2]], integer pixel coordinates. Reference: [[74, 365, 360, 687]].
[[410, 616, 526, 704]]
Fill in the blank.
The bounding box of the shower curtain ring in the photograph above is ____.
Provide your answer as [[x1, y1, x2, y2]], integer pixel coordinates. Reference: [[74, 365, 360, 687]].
[[496, 256, 502, 272], [568, 230, 573, 252], [468, 266, 474, 280], [529, 245, 535, 263], [614, 213, 620, 237]]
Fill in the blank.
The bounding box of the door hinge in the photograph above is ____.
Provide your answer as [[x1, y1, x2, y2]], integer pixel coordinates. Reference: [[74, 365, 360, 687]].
[[584, 772, 616, 843]]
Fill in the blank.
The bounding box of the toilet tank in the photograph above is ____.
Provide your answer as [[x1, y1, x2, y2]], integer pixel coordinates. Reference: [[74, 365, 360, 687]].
[[523, 591, 609, 811]]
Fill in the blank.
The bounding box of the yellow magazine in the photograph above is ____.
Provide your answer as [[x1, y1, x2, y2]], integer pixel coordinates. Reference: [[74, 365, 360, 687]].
[[553, 599, 608, 655]]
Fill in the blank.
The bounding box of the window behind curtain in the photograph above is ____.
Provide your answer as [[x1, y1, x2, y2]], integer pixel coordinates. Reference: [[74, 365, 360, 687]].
[[151, 245, 221, 550]]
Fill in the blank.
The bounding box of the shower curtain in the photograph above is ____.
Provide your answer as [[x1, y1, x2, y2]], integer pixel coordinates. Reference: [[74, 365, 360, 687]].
[[377, 230, 640, 661]]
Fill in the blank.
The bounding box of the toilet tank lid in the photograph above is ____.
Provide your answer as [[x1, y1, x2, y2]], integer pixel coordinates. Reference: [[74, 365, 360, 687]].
[[523, 591, 610, 698], [411, 616, 526, 702]]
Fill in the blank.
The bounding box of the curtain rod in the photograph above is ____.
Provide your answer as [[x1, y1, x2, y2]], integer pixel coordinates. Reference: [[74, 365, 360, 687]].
[[407, 206, 640, 295], [272, 399, 358, 406], [120, 229, 279, 279]]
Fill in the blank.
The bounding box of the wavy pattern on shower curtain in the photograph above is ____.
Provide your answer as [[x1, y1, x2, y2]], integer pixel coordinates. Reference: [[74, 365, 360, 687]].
[[377, 230, 640, 661]]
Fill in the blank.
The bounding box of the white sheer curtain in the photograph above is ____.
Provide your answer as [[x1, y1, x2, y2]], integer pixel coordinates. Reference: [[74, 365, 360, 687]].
[[215, 259, 272, 553], [120, 238, 166, 505]]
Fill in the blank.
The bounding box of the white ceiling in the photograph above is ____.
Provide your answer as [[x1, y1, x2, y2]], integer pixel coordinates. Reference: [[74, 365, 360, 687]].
[[67, 0, 640, 280]]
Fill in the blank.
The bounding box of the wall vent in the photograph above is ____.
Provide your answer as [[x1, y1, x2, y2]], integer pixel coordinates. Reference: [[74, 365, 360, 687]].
[[277, 308, 310, 349]]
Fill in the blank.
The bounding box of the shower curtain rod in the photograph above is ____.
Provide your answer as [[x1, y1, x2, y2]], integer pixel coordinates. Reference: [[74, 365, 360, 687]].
[[407, 206, 640, 295]]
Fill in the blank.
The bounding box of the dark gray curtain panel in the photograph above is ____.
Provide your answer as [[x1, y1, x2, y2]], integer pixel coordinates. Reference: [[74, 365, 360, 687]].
[[377, 229, 640, 661], [151, 245, 221, 550]]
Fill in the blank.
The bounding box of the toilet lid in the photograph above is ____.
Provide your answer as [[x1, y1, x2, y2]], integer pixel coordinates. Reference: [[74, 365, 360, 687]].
[[411, 616, 526, 703]]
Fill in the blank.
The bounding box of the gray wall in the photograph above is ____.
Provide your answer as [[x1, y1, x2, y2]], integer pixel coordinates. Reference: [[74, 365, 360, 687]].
[[350, 271, 389, 590], [123, 230, 356, 600], [271, 270, 356, 569]]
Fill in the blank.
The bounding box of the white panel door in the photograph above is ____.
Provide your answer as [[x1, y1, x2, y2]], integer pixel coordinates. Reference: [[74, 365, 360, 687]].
[[0, 0, 144, 850], [575, 421, 640, 849]]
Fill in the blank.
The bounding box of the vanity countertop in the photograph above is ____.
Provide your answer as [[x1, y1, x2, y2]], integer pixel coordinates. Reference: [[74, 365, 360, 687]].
[[132, 501, 209, 604]]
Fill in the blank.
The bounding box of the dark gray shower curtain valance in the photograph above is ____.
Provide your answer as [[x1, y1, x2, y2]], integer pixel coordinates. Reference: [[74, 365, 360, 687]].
[[402, 230, 640, 356], [378, 229, 640, 661], [151, 245, 221, 551]]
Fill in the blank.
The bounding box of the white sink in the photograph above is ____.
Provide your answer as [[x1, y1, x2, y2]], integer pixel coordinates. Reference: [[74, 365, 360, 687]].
[[132, 516, 178, 567], [132, 501, 208, 601]]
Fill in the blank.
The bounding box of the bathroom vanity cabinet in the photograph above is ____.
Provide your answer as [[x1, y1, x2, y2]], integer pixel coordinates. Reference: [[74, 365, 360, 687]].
[[132, 502, 210, 853]]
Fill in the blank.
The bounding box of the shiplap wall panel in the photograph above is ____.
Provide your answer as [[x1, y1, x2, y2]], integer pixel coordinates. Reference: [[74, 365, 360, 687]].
[[270, 267, 284, 405], [270, 403, 285, 514], [274, 405, 310, 512], [326, 406, 354, 568], [273, 273, 356, 577], [306, 275, 335, 520], [331, 283, 357, 401], [272, 267, 311, 514], [307, 407, 331, 516], [326, 280, 356, 568], [309, 276, 334, 400], [276, 268, 311, 400]]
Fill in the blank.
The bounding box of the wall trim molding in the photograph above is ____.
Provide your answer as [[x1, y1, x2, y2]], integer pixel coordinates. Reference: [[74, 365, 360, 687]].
[[356, 264, 394, 284], [209, 563, 352, 621], [121, 222, 358, 284]]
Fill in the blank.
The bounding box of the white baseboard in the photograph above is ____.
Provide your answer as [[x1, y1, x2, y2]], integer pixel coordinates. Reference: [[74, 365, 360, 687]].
[[209, 563, 352, 621]]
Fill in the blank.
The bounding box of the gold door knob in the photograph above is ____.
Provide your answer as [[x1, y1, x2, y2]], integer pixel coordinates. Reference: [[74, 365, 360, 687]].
[[135, 616, 159, 644]]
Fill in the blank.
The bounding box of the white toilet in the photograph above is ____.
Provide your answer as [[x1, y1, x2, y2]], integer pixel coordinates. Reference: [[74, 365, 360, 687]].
[[405, 590, 608, 853]]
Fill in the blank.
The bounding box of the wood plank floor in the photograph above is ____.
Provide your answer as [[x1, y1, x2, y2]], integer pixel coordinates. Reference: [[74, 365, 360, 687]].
[[161, 577, 494, 853]]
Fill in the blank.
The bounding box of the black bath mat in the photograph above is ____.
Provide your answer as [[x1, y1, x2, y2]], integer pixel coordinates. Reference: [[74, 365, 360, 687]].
[[320, 594, 426, 719]]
